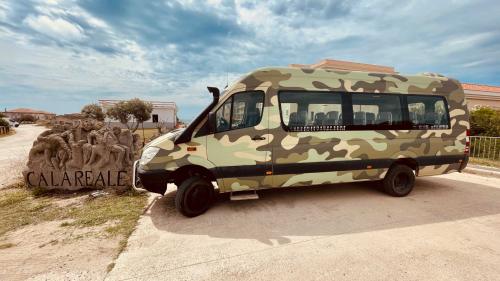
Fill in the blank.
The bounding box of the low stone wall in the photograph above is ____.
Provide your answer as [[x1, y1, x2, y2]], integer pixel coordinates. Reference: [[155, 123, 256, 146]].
[[107, 121, 176, 129], [23, 118, 141, 190]]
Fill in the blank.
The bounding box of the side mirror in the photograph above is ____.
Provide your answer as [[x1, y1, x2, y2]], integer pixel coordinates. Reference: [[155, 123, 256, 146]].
[[208, 112, 216, 133]]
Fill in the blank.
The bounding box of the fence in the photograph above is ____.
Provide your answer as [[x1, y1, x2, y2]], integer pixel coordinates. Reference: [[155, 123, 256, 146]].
[[0, 126, 10, 135], [470, 136, 500, 161]]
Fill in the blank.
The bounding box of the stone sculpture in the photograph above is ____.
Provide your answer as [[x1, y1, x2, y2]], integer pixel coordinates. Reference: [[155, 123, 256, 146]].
[[23, 119, 141, 190]]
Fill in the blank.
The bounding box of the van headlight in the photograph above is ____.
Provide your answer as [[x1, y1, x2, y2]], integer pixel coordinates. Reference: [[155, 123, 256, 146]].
[[140, 147, 160, 166]]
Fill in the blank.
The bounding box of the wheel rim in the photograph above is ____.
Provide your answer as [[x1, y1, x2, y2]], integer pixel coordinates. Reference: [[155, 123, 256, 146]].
[[185, 184, 210, 213], [393, 173, 410, 193]]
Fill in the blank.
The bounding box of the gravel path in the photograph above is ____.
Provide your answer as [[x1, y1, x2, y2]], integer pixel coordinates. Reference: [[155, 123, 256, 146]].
[[0, 124, 46, 188]]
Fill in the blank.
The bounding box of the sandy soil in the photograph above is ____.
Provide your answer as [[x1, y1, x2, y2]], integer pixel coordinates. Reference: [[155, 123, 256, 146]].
[[107, 173, 500, 281], [0, 125, 46, 189], [0, 187, 150, 281], [0, 189, 124, 281], [0, 220, 120, 281]]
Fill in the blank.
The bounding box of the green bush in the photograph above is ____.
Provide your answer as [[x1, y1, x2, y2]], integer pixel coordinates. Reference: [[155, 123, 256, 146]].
[[106, 98, 153, 132], [470, 107, 500, 137], [0, 118, 9, 127], [81, 103, 105, 121]]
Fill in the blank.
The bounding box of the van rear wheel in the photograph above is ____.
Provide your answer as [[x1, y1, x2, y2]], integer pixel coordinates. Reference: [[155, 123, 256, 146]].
[[383, 165, 415, 197], [175, 176, 214, 217]]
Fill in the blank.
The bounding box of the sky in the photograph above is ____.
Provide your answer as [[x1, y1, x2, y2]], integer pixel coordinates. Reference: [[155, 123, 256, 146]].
[[1, 0, 500, 120]]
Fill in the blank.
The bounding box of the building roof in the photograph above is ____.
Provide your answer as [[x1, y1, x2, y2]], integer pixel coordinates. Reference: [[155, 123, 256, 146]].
[[6, 108, 55, 115], [290, 59, 396, 74], [99, 100, 176, 109], [462, 83, 500, 94]]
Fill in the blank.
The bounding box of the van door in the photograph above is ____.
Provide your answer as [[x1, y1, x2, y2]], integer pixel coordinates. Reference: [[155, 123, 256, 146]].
[[206, 90, 271, 192], [271, 90, 347, 187]]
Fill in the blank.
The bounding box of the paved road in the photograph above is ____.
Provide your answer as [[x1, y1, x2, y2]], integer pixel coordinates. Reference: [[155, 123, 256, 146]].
[[107, 172, 500, 281], [0, 124, 46, 188]]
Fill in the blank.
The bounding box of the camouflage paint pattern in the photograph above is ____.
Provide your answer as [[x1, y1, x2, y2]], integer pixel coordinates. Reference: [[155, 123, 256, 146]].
[[140, 67, 469, 193]]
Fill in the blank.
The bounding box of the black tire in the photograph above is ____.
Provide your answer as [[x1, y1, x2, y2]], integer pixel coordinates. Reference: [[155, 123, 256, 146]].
[[175, 176, 214, 217], [383, 165, 415, 197]]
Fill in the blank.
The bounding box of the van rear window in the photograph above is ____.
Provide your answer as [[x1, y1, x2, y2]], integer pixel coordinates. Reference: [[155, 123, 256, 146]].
[[407, 95, 450, 129]]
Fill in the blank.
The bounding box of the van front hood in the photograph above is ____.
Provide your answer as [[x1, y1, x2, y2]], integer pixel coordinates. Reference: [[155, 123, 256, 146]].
[[144, 128, 185, 150]]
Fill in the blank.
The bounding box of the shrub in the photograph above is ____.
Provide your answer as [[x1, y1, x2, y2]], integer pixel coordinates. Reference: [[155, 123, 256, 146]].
[[0, 118, 9, 127], [106, 99, 153, 132], [81, 103, 105, 121], [470, 107, 500, 136]]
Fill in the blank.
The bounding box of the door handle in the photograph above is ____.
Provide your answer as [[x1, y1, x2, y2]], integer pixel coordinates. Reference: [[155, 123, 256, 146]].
[[252, 135, 266, 141]]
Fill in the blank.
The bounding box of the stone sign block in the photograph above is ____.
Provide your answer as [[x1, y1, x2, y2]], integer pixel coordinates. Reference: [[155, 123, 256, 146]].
[[23, 119, 141, 190]]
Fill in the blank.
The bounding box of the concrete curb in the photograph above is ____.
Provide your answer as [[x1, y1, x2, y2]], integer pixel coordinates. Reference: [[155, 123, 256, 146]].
[[463, 166, 500, 178]]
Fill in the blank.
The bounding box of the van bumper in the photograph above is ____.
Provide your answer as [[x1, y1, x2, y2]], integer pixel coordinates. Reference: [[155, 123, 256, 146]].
[[133, 161, 169, 195]]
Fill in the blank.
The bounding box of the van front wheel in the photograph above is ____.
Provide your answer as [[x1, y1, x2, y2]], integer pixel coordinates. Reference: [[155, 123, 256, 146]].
[[175, 176, 214, 217], [383, 165, 415, 197]]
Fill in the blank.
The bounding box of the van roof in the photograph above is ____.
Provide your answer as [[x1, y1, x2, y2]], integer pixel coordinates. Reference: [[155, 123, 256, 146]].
[[229, 66, 460, 95], [251, 66, 450, 81]]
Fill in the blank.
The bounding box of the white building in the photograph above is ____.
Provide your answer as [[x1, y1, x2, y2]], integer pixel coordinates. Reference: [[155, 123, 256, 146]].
[[461, 83, 500, 110], [99, 100, 177, 129]]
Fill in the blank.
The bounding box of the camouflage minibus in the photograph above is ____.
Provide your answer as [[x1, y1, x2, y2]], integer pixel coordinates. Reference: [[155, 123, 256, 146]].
[[134, 67, 470, 217]]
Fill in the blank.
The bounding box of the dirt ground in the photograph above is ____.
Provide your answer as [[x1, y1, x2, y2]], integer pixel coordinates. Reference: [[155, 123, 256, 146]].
[[0, 220, 121, 281], [0, 193, 117, 280], [0, 188, 148, 281], [107, 172, 500, 281]]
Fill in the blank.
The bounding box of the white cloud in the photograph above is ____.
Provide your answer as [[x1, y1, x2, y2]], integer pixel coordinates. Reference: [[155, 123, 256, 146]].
[[435, 32, 494, 56], [23, 14, 85, 41], [43, 0, 62, 5], [0, 37, 153, 92], [0, 10, 6, 22], [460, 59, 491, 68], [0, 1, 10, 21]]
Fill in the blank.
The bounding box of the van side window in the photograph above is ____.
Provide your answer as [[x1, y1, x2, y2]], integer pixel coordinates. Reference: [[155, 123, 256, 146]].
[[407, 96, 450, 129], [215, 91, 264, 133], [279, 91, 343, 131], [231, 91, 264, 129], [351, 94, 403, 129], [215, 99, 232, 132]]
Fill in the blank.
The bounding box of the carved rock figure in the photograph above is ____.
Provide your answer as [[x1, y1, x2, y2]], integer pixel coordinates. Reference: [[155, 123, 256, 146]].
[[113, 126, 133, 164], [28, 128, 71, 170]]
